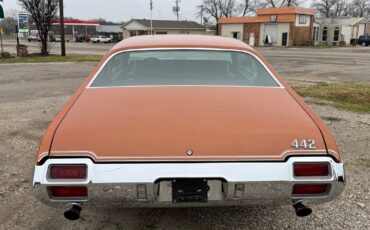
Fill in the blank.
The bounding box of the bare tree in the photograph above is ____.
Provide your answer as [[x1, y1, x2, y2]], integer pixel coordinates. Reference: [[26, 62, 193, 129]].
[[352, 0, 370, 17], [19, 0, 59, 56], [238, 0, 259, 16], [261, 0, 302, 7], [311, 0, 336, 17], [311, 0, 367, 17]]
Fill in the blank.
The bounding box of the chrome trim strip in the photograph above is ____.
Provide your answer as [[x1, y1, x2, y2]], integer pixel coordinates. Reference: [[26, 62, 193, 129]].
[[85, 48, 284, 88], [33, 156, 345, 207]]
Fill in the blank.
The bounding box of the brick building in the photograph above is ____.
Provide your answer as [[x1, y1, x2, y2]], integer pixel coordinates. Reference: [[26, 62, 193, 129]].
[[218, 7, 315, 47]]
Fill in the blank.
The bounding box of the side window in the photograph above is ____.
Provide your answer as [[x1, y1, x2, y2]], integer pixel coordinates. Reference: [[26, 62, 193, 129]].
[[322, 27, 328, 42], [333, 27, 340, 42]]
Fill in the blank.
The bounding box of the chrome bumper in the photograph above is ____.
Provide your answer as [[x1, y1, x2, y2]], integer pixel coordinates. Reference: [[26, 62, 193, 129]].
[[33, 156, 345, 208]]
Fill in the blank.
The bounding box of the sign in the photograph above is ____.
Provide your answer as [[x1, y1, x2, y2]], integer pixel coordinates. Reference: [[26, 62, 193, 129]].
[[0, 5, 4, 19], [18, 12, 29, 33]]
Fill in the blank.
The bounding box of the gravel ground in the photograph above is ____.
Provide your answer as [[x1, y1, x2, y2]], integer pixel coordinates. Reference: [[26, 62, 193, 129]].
[[0, 48, 369, 229]]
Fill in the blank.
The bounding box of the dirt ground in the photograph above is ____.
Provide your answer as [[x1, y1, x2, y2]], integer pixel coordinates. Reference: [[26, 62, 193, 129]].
[[0, 47, 369, 229]]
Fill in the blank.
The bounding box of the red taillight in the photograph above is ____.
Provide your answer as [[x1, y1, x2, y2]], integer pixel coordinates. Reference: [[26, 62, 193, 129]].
[[292, 184, 329, 195], [50, 165, 87, 179], [49, 186, 88, 197], [294, 163, 329, 177]]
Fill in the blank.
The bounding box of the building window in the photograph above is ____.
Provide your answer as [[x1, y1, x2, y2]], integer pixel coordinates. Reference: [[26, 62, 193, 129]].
[[156, 31, 168, 35], [333, 27, 340, 42], [130, 31, 137, 37], [231, 32, 241, 39], [322, 27, 328, 42], [299, 15, 308, 24]]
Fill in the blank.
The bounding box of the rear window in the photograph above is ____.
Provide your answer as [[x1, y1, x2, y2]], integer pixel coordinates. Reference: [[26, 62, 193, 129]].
[[90, 50, 280, 87]]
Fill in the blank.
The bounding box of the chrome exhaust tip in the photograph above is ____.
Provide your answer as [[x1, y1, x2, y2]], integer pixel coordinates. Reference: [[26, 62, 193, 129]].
[[293, 201, 312, 217], [64, 204, 82, 221]]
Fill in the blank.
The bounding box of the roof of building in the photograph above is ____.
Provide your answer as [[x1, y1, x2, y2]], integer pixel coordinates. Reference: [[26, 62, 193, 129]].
[[256, 6, 315, 16], [122, 19, 204, 30], [97, 25, 123, 33], [218, 7, 314, 24], [315, 17, 368, 26], [52, 20, 100, 26], [111, 35, 251, 52]]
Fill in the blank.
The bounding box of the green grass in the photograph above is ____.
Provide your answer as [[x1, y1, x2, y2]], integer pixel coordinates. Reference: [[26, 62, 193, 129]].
[[294, 83, 370, 113], [0, 54, 102, 64]]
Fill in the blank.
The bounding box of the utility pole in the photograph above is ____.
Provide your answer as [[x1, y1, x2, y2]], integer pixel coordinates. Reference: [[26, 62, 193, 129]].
[[150, 0, 153, 35], [59, 0, 66, 56], [0, 2, 4, 54], [173, 0, 180, 21], [200, 5, 204, 25]]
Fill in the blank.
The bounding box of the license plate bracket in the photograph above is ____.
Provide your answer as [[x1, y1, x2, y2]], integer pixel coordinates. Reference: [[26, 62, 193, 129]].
[[172, 179, 209, 203]]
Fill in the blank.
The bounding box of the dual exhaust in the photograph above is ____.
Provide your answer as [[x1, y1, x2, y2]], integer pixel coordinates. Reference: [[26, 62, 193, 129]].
[[62, 201, 312, 221]]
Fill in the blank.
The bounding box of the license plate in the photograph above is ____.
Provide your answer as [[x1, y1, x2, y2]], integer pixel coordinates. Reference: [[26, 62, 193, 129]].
[[172, 179, 209, 203]]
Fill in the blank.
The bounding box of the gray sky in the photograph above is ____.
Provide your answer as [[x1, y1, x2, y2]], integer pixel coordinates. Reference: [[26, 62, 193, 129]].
[[2, 0, 312, 23]]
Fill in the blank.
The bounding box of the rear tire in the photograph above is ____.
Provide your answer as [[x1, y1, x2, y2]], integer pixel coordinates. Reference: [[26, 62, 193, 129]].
[[362, 42, 366, 46]]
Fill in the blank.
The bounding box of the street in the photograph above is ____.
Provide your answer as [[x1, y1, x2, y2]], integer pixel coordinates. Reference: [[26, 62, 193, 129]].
[[0, 44, 369, 229]]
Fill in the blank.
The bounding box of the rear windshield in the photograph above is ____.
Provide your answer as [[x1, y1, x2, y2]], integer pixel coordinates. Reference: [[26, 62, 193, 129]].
[[90, 50, 280, 87]]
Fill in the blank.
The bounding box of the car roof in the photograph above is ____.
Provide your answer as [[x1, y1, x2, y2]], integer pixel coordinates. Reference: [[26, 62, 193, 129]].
[[110, 35, 254, 52]]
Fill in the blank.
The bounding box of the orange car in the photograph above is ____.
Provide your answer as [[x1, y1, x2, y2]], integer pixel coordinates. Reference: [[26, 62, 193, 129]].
[[33, 35, 344, 220]]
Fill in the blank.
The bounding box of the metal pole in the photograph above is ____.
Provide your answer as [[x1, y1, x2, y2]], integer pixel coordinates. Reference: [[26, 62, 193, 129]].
[[0, 26, 3, 54], [15, 24, 20, 56], [150, 0, 153, 35], [59, 0, 66, 56]]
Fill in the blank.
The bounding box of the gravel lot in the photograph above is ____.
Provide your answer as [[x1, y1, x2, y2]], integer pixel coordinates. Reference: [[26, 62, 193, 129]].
[[0, 46, 369, 229]]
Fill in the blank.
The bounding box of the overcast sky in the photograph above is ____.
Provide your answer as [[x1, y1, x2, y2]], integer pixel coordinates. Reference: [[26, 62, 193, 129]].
[[2, 0, 312, 23]]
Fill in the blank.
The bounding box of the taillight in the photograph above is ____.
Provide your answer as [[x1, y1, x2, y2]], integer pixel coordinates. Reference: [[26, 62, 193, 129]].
[[294, 163, 329, 177], [292, 184, 329, 195], [49, 186, 88, 197], [50, 165, 87, 179]]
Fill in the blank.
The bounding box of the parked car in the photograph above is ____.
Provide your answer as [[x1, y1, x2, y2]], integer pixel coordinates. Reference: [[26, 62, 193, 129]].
[[91, 35, 112, 43], [54, 35, 70, 43], [27, 35, 40, 42], [357, 35, 370, 46], [33, 35, 345, 221]]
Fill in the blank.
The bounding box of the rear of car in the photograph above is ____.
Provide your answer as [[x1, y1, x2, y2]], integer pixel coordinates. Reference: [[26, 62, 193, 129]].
[[33, 36, 344, 220]]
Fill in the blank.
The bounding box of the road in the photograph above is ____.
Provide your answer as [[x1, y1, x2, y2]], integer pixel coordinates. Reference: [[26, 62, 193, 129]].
[[0, 44, 369, 229], [3, 39, 370, 85]]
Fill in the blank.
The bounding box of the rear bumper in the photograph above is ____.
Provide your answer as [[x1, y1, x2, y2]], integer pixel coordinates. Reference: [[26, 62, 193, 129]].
[[33, 156, 345, 208]]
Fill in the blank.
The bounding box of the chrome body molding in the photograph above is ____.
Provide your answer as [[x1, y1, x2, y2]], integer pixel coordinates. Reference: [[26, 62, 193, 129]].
[[33, 156, 345, 208]]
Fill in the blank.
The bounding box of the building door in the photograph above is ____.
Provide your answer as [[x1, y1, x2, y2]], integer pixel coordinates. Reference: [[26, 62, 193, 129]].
[[264, 24, 278, 44], [282, 32, 288, 46], [358, 24, 366, 37], [249, 32, 255, 46]]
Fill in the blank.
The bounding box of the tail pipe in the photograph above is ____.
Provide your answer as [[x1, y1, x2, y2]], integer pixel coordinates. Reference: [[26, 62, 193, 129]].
[[64, 204, 82, 221], [292, 200, 312, 217]]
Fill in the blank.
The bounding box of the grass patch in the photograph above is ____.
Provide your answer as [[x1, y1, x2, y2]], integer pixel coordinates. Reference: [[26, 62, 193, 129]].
[[0, 54, 102, 64], [294, 82, 370, 113]]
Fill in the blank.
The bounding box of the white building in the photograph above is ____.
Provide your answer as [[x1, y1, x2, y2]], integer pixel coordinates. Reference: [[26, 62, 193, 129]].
[[315, 17, 369, 46], [122, 19, 206, 39]]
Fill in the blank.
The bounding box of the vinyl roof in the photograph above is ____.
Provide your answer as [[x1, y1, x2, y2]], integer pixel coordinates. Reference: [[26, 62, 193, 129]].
[[111, 35, 253, 52]]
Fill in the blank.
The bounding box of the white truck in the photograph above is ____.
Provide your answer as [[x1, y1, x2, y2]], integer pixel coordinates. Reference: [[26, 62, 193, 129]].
[[91, 35, 112, 43]]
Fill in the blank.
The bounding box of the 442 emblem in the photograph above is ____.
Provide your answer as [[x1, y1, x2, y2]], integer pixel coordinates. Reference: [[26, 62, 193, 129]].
[[291, 139, 316, 150]]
